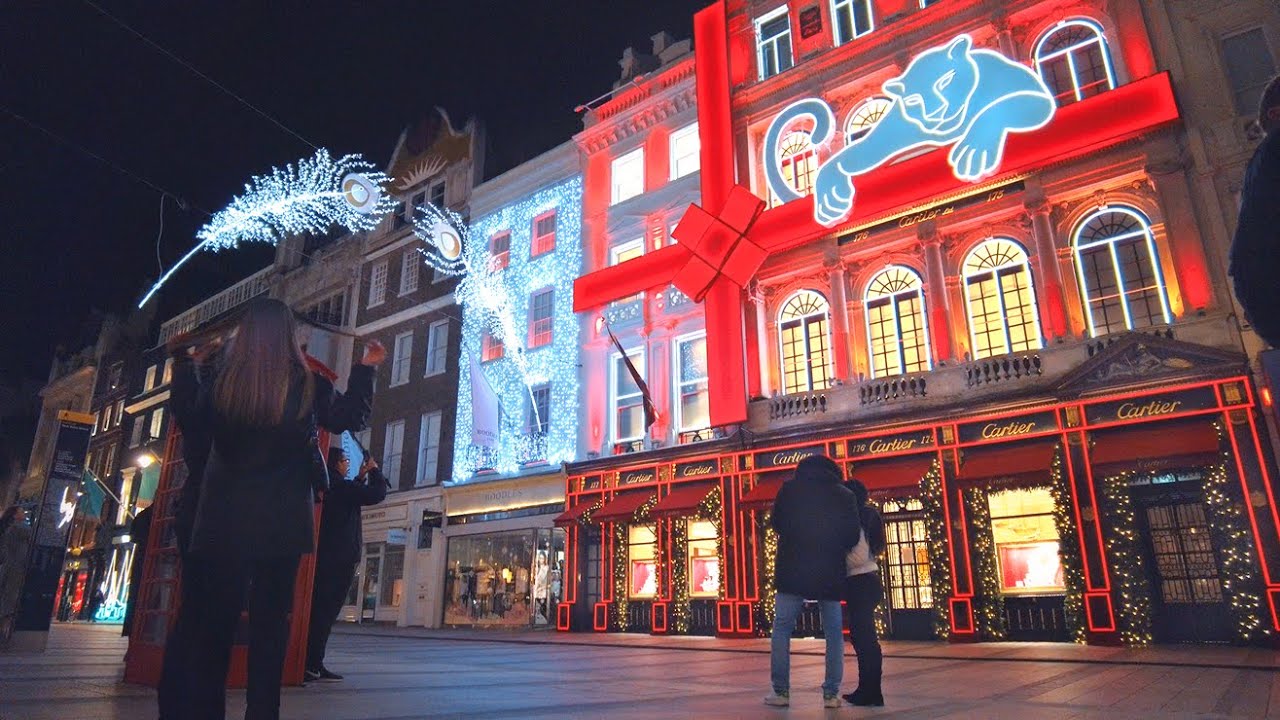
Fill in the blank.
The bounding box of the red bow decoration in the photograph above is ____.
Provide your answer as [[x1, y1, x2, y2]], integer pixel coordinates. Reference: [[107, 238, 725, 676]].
[[671, 185, 768, 302]]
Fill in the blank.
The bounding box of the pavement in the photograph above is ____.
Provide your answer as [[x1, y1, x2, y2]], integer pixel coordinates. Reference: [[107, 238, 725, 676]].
[[2, 622, 1280, 719]]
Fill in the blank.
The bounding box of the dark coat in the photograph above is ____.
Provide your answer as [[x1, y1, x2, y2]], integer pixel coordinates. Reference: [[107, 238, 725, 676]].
[[317, 464, 387, 564], [771, 457, 860, 601], [122, 504, 153, 636], [170, 355, 374, 559], [1230, 129, 1280, 345]]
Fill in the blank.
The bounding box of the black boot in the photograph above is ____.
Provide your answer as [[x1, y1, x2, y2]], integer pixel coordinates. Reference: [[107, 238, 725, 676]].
[[842, 688, 885, 706]]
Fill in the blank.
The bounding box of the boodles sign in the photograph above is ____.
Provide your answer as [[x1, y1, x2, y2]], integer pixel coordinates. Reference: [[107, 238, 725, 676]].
[[764, 34, 1056, 227]]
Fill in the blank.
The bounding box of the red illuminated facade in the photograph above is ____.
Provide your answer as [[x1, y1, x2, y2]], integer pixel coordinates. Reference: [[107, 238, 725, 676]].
[[561, 0, 1280, 645]]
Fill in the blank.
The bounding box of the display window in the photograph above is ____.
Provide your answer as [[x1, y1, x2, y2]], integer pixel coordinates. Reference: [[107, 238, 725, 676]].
[[687, 519, 720, 598], [988, 488, 1065, 594], [442, 529, 565, 627], [628, 525, 658, 599], [880, 497, 932, 610]]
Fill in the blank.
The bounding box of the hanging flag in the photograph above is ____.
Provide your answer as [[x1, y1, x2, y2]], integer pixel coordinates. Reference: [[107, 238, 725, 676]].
[[470, 353, 500, 448], [78, 469, 106, 518], [605, 323, 658, 433]]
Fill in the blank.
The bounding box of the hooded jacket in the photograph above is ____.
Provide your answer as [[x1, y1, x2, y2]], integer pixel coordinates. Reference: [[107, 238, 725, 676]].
[[770, 456, 861, 601]]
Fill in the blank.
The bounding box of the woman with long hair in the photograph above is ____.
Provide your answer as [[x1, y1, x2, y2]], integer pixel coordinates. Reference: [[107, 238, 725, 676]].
[[843, 477, 887, 707], [158, 298, 382, 720]]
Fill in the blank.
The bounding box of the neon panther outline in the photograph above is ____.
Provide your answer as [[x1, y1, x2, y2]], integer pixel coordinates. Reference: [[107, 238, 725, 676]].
[[764, 34, 1056, 227]]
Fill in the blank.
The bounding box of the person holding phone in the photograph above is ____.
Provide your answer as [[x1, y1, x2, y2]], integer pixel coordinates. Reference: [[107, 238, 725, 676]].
[[305, 445, 387, 682]]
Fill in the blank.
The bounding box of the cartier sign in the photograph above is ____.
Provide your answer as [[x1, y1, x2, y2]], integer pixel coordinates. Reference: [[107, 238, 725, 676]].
[[838, 181, 1024, 246], [957, 410, 1058, 445], [754, 444, 826, 470], [675, 459, 719, 478], [581, 475, 602, 491], [620, 468, 657, 486], [847, 430, 934, 459], [1086, 386, 1218, 426]]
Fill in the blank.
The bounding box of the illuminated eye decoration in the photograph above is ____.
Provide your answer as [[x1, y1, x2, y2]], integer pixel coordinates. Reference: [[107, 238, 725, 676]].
[[433, 221, 463, 261], [412, 202, 468, 277], [341, 173, 382, 214]]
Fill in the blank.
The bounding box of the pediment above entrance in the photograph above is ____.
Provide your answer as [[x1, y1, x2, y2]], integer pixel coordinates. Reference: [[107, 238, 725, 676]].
[[1053, 331, 1245, 398]]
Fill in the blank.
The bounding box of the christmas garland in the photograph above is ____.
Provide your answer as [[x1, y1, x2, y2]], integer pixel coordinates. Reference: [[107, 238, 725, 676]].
[[669, 519, 689, 633], [1097, 472, 1152, 646], [963, 487, 1007, 640], [1047, 447, 1088, 643], [759, 510, 778, 637], [919, 460, 952, 640], [609, 496, 659, 632], [1202, 433, 1270, 643]]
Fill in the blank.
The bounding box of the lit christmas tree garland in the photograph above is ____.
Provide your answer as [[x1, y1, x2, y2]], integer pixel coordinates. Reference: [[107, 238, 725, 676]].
[[919, 460, 953, 640], [963, 487, 1006, 640], [759, 509, 778, 637], [1047, 447, 1087, 643], [1097, 471, 1153, 645], [1202, 422, 1270, 644]]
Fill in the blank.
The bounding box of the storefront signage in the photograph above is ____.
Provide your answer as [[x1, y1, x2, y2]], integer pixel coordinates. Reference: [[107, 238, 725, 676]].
[[387, 528, 408, 546], [363, 505, 408, 525], [620, 468, 657, 486], [1127, 468, 1207, 487], [957, 410, 1058, 444], [581, 475, 602, 491], [1086, 386, 1218, 426], [847, 430, 934, 459], [675, 459, 720, 479], [754, 444, 826, 470], [798, 6, 823, 39], [763, 33, 1055, 226], [446, 473, 566, 517], [838, 181, 1025, 246]]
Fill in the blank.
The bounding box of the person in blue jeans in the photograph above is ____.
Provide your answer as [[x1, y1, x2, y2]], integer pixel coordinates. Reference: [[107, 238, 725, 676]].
[[765, 455, 861, 709]]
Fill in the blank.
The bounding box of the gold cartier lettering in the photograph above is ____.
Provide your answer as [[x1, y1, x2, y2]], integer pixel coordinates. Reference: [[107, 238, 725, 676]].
[[868, 438, 917, 454], [1115, 400, 1183, 420], [897, 204, 955, 229], [680, 465, 714, 477], [772, 450, 815, 465], [980, 421, 1037, 439]]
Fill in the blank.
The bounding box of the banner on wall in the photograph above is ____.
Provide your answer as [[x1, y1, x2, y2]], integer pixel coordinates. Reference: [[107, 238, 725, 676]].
[[470, 354, 499, 449]]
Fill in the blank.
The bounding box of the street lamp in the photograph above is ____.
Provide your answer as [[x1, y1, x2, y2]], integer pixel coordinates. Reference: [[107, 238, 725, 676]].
[[136, 453, 156, 469]]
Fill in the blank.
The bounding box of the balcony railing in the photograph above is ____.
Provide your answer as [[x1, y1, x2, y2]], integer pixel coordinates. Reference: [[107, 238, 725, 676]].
[[965, 354, 1042, 388], [159, 267, 273, 343]]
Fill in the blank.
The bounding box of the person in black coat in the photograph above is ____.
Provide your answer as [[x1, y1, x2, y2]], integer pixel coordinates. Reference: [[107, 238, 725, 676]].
[[157, 298, 383, 720], [1231, 75, 1280, 346], [764, 455, 860, 709], [305, 446, 386, 682], [121, 504, 153, 640]]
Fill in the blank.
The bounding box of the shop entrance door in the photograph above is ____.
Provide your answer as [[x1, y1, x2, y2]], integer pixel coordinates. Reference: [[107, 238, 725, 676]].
[[1137, 494, 1231, 643], [880, 499, 934, 640], [360, 543, 382, 622]]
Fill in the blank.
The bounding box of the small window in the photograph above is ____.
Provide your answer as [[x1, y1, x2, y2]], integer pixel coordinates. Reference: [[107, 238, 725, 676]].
[[399, 249, 420, 295], [1222, 28, 1277, 117], [527, 384, 551, 436], [845, 97, 893, 144], [529, 289, 554, 348], [391, 198, 408, 229], [143, 365, 157, 393], [429, 179, 446, 208], [612, 348, 647, 443], [425, 320, 449, 377], [610, 238, 645, 304], [416, 411, 441, 486], [391, 331, 413, 386], [963, 239, 1044, 359], [368, 260, 389, 307], [773, 131, 817, 205], [832, 0, 873, 45], [676, 334, 709, 432], [481, 328, 504, 362], [161, 358, 174, 386], [532, 211, 557, 256], [988, 488, 1064, 595], [100, 405, 112, 433], [628, 525, 658, 598], [670, 123, 701, 179], [149, 407, 166, 440], [90, 411, 100, 436], [383, 419, 406, 486], [756, 6, 794, 80], [611, 148, 645, 205], [114, 400, 124, 428], [489, 232, 511, 272], [865, 267, 932, 378], [129, 417, 144, 448], [1072, 205, 1171, 336], [778, 290, 833, 394], [1034, 19, 1117, 106]]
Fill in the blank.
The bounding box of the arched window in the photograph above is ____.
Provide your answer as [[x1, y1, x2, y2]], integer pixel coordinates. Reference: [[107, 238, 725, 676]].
[[778, 290, 832, 394], [963, 239, 1043, 359], [1073, 206, 1171, 336], [845, 97, 893, 144], [865, 267, 931, 378], [1034, 19, 1117, 106], [775, 130, 817, 205]]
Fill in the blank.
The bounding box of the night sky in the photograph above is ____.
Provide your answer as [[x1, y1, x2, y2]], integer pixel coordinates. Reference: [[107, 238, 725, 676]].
[[1, 0, 703, 386]]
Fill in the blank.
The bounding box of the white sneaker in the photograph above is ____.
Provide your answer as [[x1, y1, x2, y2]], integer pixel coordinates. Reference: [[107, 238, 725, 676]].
[[824, 694, 842, 709], [763, 691, 790, 707]]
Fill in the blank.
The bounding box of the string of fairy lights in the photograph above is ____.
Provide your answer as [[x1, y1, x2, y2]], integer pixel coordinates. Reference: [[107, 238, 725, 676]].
[[920, 460, 953, 640], [1047, 447, 1088, 643], [963, 487, 1007, 641]]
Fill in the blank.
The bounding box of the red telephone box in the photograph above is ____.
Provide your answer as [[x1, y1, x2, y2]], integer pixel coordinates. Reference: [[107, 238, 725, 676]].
[[124, 357, 335, 688]]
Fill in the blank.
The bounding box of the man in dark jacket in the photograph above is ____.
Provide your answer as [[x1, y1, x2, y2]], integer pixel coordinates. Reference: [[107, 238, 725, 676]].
[[765, 455, 860, 709], [305, 447, 386, 682], [1231, 75, 1280, 345]]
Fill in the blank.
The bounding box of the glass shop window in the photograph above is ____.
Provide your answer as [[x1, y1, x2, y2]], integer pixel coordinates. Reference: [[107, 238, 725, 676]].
[[628, 524, 658, 599], [988, 488, 1065, 595], [687, 519, 720, 598]]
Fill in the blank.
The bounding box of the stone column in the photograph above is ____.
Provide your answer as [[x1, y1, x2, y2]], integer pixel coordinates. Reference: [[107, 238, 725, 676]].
[[825, 255, 854, 384], [748, 281, 772, 397], [920, 223, 954, 363], [1146, 158, 1217, 316], [1026, 193, 1070, 341]]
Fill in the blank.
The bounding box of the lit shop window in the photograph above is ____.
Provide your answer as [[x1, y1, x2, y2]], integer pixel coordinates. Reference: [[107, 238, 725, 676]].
[[532, 211, 557, 257], [612, 349, 647, 443], [865, 267, 931, 378], [988, 488, 1065, 595], [611, 148, 645, 205], [756, 6, 794, 80], [772, 131, 817, 206], [1034, 19, 1116, 106], [845, 97, 892, 144], [832, 0, 873, 46], [881, 497, 932, 610], [778, 290, 832, 395], [1221, 28, 1278, 118], [670, 123, 701, 180], [687, 519, 720, 598], [1072, 206, 1171, 337], [963, 238, 1043, 360], [628, 524, 658, 599], [675, 333, 709, 432]]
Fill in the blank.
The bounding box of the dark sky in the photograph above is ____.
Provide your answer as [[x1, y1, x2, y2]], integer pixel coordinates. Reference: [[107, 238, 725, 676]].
[[0, 0, 702, 385]]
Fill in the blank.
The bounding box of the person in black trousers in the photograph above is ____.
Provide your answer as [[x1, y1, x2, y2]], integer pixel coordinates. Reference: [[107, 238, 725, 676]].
[[1231, 75, 1280, 346], [158, 298, 382, 720], [842, 478, 887, 707], [305, 446, 386, 682]]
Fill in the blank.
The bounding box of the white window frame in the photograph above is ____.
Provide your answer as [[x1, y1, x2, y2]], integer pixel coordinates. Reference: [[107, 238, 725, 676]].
[[831, 0, 874, 45], [611, 147, 645, 205], [143, 365, 157, 393], [528, 288, 555, 348], [425, 319, 449, 377], [669, 123, 701, 180], [864, 267, 933, 379], [1033, 19, 1117, 105], [610, 348, 647, 444], [383, 419, 406, 487], [755, 6, 794, 80], [526, 383, 552, 436], [777, 290, 834, 394], [149, 407, 165, 440], [399, 249, 420, 295], [429, 179, 446, 208], [1072, 205, 1172, 337], [390, 331, 414, 387], [368, 259, 389, 307], [962, 239, 1044, 360], [674, 331, 710, 433], [416, 411, 441, 487]]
